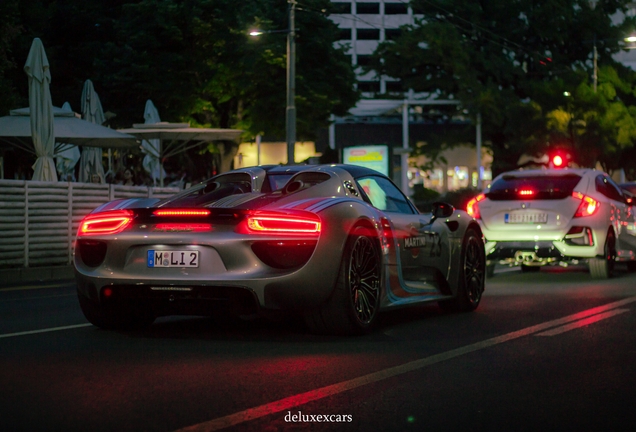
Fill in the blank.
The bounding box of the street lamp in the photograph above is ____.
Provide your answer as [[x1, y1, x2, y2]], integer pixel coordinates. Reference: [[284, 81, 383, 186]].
[[249, 0, 296, 165]]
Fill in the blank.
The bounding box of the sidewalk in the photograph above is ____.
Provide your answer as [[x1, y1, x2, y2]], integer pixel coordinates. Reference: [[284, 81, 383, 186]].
[[0, 265, 75, 289]]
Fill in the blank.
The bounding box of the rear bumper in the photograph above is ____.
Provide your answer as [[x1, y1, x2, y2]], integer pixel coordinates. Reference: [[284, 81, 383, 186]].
[[485, 239, 603, 265]]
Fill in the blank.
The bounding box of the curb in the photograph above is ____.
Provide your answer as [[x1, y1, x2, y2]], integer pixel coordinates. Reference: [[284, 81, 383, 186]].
[[0, 265, 75, 289]]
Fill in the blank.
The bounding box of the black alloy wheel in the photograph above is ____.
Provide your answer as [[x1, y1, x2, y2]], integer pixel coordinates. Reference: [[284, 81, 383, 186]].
[[589, 229, 616, 279], [463, 231, 486, 307], [348, 235, 381, 325], [439, 228, 485, 312], [304, 227, 381, 335]]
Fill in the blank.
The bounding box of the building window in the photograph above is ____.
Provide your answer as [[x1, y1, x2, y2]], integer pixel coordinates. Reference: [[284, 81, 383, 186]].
[[358, 81, 381, 93], [447, 166, 470, 191], [385, 3, 409, 15], [357, 3, 380, 14], [385, 81, 404, 93], [423, 169, 444, 191], [331, 2, 352, 14], [357, 29, 380, 40], [337, 28, 352, 40], [385, 29, 402, 40], [356, 55, 372, 66]]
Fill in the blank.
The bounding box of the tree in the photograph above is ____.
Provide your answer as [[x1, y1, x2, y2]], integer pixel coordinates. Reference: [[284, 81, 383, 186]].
[[1, 0, 358, 175], [546, 65, 636, 174], [368, 0, 636, 176], [0, 0, 26, 116], [91, 0, 357, 170]]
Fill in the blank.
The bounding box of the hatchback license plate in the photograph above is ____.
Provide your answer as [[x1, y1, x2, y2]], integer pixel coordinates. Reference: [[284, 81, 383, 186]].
[[505, 212, 548, 224], [148, 250, 199, 267]]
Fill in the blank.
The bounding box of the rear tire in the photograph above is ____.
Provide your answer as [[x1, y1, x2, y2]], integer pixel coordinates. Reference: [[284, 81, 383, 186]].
[[439, 228, 485, 313], [627, 261, 636, 272], [589, 230, 616, 279], [304, 228, 381, 335], [77, 290, 155, 330]]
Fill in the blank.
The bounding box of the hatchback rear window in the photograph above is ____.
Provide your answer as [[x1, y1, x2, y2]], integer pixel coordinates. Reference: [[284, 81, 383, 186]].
[[487, 174, 582, 200]]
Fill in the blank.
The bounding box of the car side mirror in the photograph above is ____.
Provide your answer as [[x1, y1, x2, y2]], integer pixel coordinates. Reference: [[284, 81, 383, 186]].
[[432, 201, 455, 219]]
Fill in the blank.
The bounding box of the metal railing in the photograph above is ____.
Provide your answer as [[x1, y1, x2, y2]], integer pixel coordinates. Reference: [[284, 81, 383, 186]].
[[0, 180, 179, 268]]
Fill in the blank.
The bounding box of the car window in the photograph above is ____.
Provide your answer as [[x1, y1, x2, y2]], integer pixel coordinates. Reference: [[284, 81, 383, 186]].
[[488, 174, 581, 200], [163, 173, 252, 207], [266, 174, 294, 191], [356, 175, 415, 214], [596, 175, 624, 202]]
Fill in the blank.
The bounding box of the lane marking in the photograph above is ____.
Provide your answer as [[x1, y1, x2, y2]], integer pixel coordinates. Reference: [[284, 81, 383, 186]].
[[0, 282, 75, 292], [0, 294, 76, 302], [0, 323, 91, 339], [535, 308, 629, 336], [175, 296, 636, 432]]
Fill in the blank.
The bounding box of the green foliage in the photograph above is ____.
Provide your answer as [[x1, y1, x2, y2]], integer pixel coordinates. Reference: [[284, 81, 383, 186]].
[[544, 66, 636, 173], [410, 183, 441, 212], [0, 0, 24, 116], [368, 0, 636, 176], [1, 0, 358, 142]]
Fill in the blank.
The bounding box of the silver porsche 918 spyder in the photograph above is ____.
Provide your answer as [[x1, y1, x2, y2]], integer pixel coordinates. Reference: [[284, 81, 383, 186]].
[[74, 164, 485, 335]]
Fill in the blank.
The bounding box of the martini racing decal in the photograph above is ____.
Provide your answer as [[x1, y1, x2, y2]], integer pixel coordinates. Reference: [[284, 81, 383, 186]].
[[404, 236, 427, 248], [404, 232, 442, 257]]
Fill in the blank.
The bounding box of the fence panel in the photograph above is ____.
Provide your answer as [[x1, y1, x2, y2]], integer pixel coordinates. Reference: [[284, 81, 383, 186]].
[[0, 180, 179, 269]]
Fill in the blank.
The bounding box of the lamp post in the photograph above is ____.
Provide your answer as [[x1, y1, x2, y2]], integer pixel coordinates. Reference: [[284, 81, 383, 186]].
[[286, 0, 296, 165], [250, 0, 296, 165]]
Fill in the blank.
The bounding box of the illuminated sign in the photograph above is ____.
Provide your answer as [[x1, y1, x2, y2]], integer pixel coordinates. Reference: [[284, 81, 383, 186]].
[[342, 145, 389, 176]]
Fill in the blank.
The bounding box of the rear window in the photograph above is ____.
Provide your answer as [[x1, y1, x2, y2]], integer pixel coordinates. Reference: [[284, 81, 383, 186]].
[[487, 174, 581, 200], [265, 174, 294, 191], [162, 173, 252, 207]]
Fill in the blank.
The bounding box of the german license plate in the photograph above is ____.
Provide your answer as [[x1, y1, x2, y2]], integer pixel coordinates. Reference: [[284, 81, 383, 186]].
[[505, 212, 548, 224], [147, 250, 199, 267]]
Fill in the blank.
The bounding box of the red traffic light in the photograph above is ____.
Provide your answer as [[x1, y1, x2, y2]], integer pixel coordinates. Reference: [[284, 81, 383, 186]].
[[553, 155, 564, 167]]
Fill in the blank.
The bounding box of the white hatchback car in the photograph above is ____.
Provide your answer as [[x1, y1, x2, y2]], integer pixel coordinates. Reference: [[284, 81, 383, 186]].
[[467, 168, 636, 278]]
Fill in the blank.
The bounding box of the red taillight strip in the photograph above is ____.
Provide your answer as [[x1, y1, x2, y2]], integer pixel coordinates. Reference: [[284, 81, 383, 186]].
[[247, 216, 321, 234], [572, 192, 599, 217], [153, 209, 211, 217], [79, 210, 133, 236]]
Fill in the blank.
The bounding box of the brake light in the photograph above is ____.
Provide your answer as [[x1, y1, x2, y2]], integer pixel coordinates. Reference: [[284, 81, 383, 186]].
[[572, 192, 599, 217], [153, 209, 211, 217], [466, 193, 486, 219], [519, 189, 535, 196], [79, 210, 133, 236], [240, 212, 321, 235]]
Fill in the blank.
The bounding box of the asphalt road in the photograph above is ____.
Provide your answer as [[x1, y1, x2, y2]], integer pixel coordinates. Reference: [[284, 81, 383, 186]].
[[2, 264, 636, 432]]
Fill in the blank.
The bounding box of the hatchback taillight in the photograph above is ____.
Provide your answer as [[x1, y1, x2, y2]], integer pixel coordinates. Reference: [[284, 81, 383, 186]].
[[466, 193, 486, 219], [572, 192, 599, 217]]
